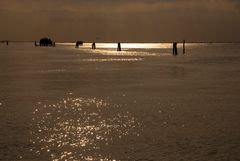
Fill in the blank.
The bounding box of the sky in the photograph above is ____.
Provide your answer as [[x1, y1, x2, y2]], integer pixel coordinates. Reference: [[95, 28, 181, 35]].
[[0, 0, 240, 42]]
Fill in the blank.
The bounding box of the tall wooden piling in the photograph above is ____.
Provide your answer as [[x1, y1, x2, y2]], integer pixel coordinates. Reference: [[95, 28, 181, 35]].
[[183, 40, 185, 54], [117, 42, 121, 51], [92, 42, 96, 49]]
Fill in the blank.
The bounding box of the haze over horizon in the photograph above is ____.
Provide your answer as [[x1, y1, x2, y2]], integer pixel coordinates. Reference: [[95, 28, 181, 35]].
[[0, 0, 240, 42]]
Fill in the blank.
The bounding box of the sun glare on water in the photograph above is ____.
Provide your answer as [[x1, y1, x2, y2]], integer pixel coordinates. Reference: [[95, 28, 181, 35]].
[[29, 94, 142, 161], [89, 43, 171, 49]]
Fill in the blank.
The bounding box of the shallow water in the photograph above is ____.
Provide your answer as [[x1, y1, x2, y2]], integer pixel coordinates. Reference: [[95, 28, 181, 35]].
[[0, 43, 240, 160]]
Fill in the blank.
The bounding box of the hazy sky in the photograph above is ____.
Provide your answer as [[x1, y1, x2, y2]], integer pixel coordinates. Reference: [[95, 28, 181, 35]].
[[0, 0, 240, 42]]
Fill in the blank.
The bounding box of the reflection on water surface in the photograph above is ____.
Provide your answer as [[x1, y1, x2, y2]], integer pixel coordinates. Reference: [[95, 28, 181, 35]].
[[82, 58, 143, 62], [30, 94, 141, 160]]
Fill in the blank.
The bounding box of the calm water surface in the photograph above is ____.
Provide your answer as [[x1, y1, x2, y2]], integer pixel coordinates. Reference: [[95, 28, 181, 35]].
[[0, 43, 240, 160]]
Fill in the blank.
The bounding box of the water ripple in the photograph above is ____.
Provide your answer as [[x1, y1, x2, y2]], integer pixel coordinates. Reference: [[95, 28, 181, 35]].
[[82, 58, 143, 62], [30, 95, 141, 160]]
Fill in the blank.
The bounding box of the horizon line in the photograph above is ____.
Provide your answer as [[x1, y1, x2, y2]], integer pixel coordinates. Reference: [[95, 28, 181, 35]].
[[1, 40, 240, 44]]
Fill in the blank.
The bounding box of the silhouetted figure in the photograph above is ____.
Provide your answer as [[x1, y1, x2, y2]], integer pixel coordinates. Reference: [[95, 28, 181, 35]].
[[117, 42, 121, 51], [34, 41, 37, 46], [39, 38, 53, 47], [173, 42, 178, 55], [92, 42, 96, 49], [183, 40, 185, 54], [75, 41, 83, 48], [6, 41, 8, 46]]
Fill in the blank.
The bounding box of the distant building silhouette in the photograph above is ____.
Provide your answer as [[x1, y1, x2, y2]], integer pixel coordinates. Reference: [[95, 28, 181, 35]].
[[75, 41, 83, 48], [39, 38, 54, 47]]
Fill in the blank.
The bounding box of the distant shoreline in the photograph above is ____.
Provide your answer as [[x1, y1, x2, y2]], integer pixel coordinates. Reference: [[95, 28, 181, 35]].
[[1, 40, 240, 44]]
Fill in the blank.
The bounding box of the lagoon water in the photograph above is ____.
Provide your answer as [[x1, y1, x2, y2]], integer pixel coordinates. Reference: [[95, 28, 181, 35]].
[[0, 43, 240, 161]]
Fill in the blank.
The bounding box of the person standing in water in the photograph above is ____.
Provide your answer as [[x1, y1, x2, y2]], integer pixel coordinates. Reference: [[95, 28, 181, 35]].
[[173, 42, 178, 55]]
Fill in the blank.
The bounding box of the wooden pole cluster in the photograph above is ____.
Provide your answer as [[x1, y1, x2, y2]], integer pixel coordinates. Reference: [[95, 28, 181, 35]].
[[173, 40, 186, 56], [74, 42, 122, 51]]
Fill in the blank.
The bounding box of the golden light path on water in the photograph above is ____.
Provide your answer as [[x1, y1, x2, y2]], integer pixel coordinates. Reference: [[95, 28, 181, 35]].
[[57, 43, 172, 49], [58, 42, 199, 50], [94, 43, 171, 49], [89, 50, 159, 57], [58, 42, 192, 58], [30, 94, 142, 161], [82, 58, 144, 62]]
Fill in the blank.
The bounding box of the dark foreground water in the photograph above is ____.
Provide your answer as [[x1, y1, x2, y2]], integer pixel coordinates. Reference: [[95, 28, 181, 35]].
[[0, 43, 240, 161]]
